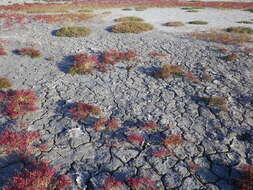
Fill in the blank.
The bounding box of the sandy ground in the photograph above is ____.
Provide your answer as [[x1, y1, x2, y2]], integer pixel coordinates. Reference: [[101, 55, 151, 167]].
[[0, 5, 253, 190]]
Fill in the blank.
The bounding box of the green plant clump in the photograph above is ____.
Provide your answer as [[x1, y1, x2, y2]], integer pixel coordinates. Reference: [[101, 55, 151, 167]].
[[188, 20, 208, 25], [55, 26, 92, 37], [111, 22, 153, 33], [114, 16, 144, 22], [225, 26, 253, 34], [237, 21, 253, 24]]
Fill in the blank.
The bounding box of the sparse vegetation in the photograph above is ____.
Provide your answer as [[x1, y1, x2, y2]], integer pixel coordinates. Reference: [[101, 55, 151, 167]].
[[164, 21, 184, 27], [192, 31, 253, 44], [111, 22, 153, 33], [122, 8, 132, 11], [68, 102, 102, 121], [104, 176, 124, 190], [225, 26, 253, 34], [55, 26, 91, 37], [0, 47, 7, 55], [128, 177, 155, 190], [234, 164, 253, 190], [128, 134, 145, 145], [78, 9, 93, 13], [152, 148, 174, 158], [16, 48, 41, 58], [0, 89, 39, 119], [188, 20, 208, 25], [103, 49, 137, 65], [0, 77, 12, 90], [114, 16, 144, 22]]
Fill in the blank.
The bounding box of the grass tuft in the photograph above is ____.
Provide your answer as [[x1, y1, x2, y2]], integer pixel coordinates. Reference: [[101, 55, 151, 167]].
[[16, 48, 41, 58], [188, 20, 208, 25], [111, 22, 153, 33], [0, 77, 12, 91], [114, 16, 144, 22], [164, 21, 184, 27], [55, 26, 91, 37], [225, 26, 253, 34]]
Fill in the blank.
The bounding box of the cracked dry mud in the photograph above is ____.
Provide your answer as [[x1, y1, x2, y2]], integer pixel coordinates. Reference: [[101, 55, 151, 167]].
[[0, 9, 253, 190]]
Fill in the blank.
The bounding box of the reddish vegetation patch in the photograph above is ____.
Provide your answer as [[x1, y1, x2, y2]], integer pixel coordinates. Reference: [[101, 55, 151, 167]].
[[0, 128, 40, 154], [127, 134, 145, 145], [0, 13, 26, 29], [4, 159, 72, 190], [104, 176, 124, 190], [234, 165, 253, 190], [188, 161, 200, 171], [128, 177, 156, 190], [149, 51, 167, 57], [103, 50, 137, 65], [0, 90, 39, 119], [68, 102, 102, 121], [16, 48, 42, 58], [0, 40, 8, 55], [163, 134, 183, 147]]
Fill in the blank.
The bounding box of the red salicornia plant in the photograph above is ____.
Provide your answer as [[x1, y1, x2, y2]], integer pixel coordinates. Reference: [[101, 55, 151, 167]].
[[103, 50, 137, 65], [142, 121, 158, 131], [16, 48, 42, 58], [127, 134, 145, 145], [4, 159, 72, 190], [0, 128, 40, 155], [128, 177, 155, 190], [103, 176, 124, 190], [152, 148, 174, 158], [94, 118, 121, 131], [68, 102, 102, 121], [0, 89, 39, 119], [234, 164, 253, 190], [163, 134, 183, 148]]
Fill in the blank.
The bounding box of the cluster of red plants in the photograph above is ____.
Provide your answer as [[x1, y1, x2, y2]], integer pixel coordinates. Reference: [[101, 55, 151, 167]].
[[103, 176, 156, 190], [16, 48, 42, 58], [0, 13, 27, 29], [128, 177, 156, 190], [234, 164, 253, 190], [68, 102, 102, 120], [0, 128, 40, 155], [4, 159, 72, 190], [103, 50, 137, 65], [0, 39, 7, 55], [149, 51, 167, 57], [127, 133, 145, 145], [142, 121, 158, 131], [0, 89, 39, 119], [93, 117, 120, 131], [104, 176, 124, 190]]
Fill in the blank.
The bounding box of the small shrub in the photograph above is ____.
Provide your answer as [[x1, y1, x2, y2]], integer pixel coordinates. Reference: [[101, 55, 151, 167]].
[[114, 16, 144, 22], [203, 96, 228, 111], [111, 22, 153, 33], [68, 53, 99, 75], [191, 31, 253, 44], [226, 53, 238, 61], [103, 50, 137, 65], [128, 177, 155, 190], [127, 134, 145, 145], [164, 21, 184, 27], [0, 89, 39, 119], [122, 8, 132, 11], [186, 9, 199, 12], [55, 26, 91, 37], [0, 77, 12, 90], [104, 176, 124, 190], [156, 64, 184, 79], [16, 48, 41, 58], [188, 20, 208, 25], [184, 71, 200, 83], [225, 26, 253, 34], [135, 7, 147, 11], [68, 102, 102, 121], [237, 21, 253, 24], [107, 119, 121, 131], [4, 159, 72, 190], [163, 134, 183, 148], [93, 117, 107, 131]]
